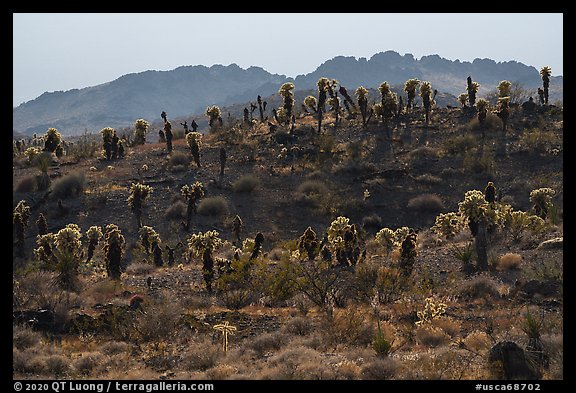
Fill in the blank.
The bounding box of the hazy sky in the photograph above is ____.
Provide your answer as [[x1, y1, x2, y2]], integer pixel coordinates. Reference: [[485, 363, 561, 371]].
[[13, 13, 563, 107]]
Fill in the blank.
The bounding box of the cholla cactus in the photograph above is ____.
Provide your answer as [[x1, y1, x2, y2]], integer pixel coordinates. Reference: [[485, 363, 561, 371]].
[[43, 128, 62, 153], [529, 188, 556, 219], [415, 297, 447, 326], [34, 233, 57, 268], [164, 121, 173, 153], [13, 201, 31, 258], [431, 212, 463, 240], [404, 78, 420, 110], [505, 210, 545, 242], [250, 233, 265, 261], [376, 82, 398, 137], [458, 93, 468, 108], [103, 224, 125, 279], [181, 181, 205, 231], [100, 127, 116, 160], [327, 216, 360, 266], [54, 224, 83, 289], [139, 225, 160, 256], [466, 77, 480, 107], [304, 95, 318, 113], [36, 213, 48, 236], [133, 119, 150, 145], [400, 230, 417, 275], [298, 227, 319, 261], [188, 230, 225, 292], [476, 98, 489, 133], [213, 321, 237, 353], [355, 86, 370, 128], [24, 147, 41, 163], [85, 226, 103, 263], [497, 80, 512, 98], [539, 66, 552, 104], [279, 82, 295, 126], [459, 190, 489, 222], [494, 97, 510, 132], [375, 228, 397, 255], [420, 81, 433, 125], [206, 105, 222, 130], [127, 183, 153, 228], [185, 132, 202, 167], [232, 215, 243, 245], [316, 77, 330, 133]]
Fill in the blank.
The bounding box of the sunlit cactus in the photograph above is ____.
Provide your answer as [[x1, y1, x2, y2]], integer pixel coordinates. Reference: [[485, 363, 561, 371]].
[[297, 226, 319, 261], [188, 230, 225, 292], [13, 201, 31, 258], [376, 82, 398, 137], [338, 85, 357, 114], [232, 215, 243, 245], [375, 227, 397, 255], [316, 77, 330, 133], [326, 79, 342, 129], [539, 66, 552, 104], [24, 147, 41, 164], [494, 97, 510, 132], [466, 76, 480, 107], [36, 213, 48, 236], [420, 81, 433, 125], [54, 223, 83, 290], [529, 187, 556, 220], [127, 182, 153, 228], [103, 224, 125, 279], [139, 225, 160, 256], [476, 98, 489, 133], [404, 78, 420, 110], [100, 127, 116, 160], [181, 181, 205, 231], [34, 233, 57, 268], [213, 321, 237, 353], [505, 210, 545, 242], [415, 297, 447, 326], [133, 119, 150, 145], [458, 93, 468, 108], [327, 216, 359, 266], [279, 82, 295, 126], [431, 212, 463, 240], [185, 131, 202, 168], [304, 95, 318, 114], [257, 95, 265, 122], [497, 80, 512, 98], [355, 86, 370, 128], [206, 105, 222, 130], [43, 128, 62, 153], [85, 225, 103, 264]]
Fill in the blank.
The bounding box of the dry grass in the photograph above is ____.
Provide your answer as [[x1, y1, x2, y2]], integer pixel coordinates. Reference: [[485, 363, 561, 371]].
[[164, 200, 187, 220], [415, 325, 451, 348], [232, 174, 260, 193], [458, 274, 506, 300], [50, 171, 85, 199], [197, 196, 229, 216], [407, 193, 445, 212], [497, 253, 523, 271], [14, 175, 37, 193]]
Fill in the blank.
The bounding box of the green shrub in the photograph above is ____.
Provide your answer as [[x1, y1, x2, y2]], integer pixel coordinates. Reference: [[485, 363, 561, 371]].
[[197, 196, 229, 216], [232, 174, 259, 193], [50, 171, 85, 199]]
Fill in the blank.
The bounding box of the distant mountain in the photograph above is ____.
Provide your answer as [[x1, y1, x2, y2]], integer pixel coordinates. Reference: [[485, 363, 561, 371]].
[[13, 51, 562, 136]]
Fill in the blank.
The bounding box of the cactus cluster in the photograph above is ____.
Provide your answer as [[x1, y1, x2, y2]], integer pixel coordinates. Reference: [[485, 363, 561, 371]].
[[43, 128, 62, 153], [133, 119, 150, 145], [420, 81, 434, 125], [185, 132, 202, 167], [466, 76, 480, 107], [355, 86, 370, 128], [85, 226, 103, 263], [327, 216, 361, 266], [13, 201, 31, 258], [304, 95, 318, 113], [297, 227, 319, 261], [539, 66, 552, 105], [188, 230, 225, 292], [494, 97, 510, 132], [181, 181, 205, 231], [127, 183, 153, 228], [497, 80, 512, 98], [404, 78, 420, 110], [529, 187, 556, 219], [415, 297, 447, 326], [100, 127, 120, 160], [458, 93, 468, 108], [103, 224, 125, 279], [431, 212, 463, 240], [278, 82, 295, 126], [374, 82, 398, 136], [54, 223, 83, 289], [205, 105, 222, 130]]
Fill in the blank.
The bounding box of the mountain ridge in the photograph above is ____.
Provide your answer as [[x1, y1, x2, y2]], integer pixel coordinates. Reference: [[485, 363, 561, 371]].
[[13, 50, 562, 136]]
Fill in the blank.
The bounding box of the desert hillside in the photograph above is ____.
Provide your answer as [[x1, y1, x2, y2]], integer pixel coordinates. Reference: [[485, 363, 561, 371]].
[[13, 87, 563, 381]]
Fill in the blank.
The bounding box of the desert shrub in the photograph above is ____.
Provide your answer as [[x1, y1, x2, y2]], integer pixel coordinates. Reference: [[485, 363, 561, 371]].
[[467, 112, 502, 134], [432, 212, 464, 239], [181, 339, 222, 371], [415, 325, 451, 348], [518, 129, 561, 155], [197, 196, 229, 216], [13, 349, 46, 375], [323, 307, 375, 347], [415, 174, 442, 185], [50, 171, 85, 199], [13, 324, 42, 350], [431, 317, 461, 338], [409, 146, 440, 161], [264, 346, 331, 380], [125, 261, 155, 276], [247, 331, 288, 356], [407, 193, 445, 212], [15, 175, 37, 193], [463, 151, 495, 174], [462, 330, 492, 352], [282, 316, 313, 336], [497, 253, 522, 270], [443, 134, 477, 155], [362, 214, 382, 231], [100, 340, 131, 356], [232, 174, 259, 193], [295, 180, 330, 210], [44, 354, 70, 376], [136, 300, 180, 342], [360, 357, 398, 380], [168, 151, 190, 170], [504, 210, 545, 242], [164, 200, 187, 220], [458, 274, 504, 300], [72, 351, 104, 376]]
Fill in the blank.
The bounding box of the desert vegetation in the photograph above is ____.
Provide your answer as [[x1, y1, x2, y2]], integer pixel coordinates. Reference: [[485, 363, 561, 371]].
[[13, 71, 563, 381]]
